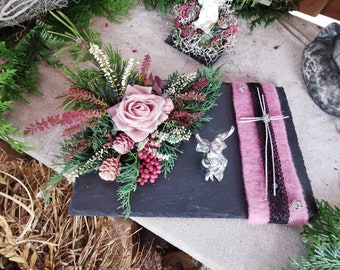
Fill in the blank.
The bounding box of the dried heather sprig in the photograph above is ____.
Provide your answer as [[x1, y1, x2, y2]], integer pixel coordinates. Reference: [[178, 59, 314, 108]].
[[63, 120, 98, 138], [89, 43, 117, 88], [190, 77, 209, 91], [58, 88, 109, 109], [139, 54, 152, 83], [24, 110, 103, 135], [169, 111, 201, 127], [154, 125, 191, 144], [176, 91, 206, 103]]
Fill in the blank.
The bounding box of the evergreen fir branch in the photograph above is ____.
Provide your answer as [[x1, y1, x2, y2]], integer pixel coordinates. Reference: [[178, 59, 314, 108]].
[[41, 172, 65, 204], [115, 152, 139, 217], [61, 66, 103, 94], [0, 43, 29, 103], [0, 114, 32, 152], [57, 0, 135, 27], [1, 20, 64, 100], [0, 63, 33, 151], [232, 0, 297, 30], [0, 68, 18, 102], [88, 0, 135, 23], [142, 0, 184, 14], [12, 20, 65, 96]]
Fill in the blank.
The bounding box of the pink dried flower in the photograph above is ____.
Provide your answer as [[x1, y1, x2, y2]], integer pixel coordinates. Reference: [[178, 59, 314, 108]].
[[99, 156, 121, 181], [226, 25, 238, 36], [113, 133, 135, 154]]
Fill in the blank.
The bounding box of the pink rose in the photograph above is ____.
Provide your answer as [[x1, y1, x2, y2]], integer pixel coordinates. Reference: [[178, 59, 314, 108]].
[[107, 85, 174, 142]]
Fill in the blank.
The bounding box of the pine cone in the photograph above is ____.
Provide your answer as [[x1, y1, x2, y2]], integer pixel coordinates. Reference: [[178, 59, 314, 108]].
[[99, 157, 121, 181], [113, 133, 135, 155]]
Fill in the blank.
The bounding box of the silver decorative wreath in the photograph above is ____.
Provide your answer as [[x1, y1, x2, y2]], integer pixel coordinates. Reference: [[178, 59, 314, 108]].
[[172, 1, 238, 65], [0, 0, 68, 28]]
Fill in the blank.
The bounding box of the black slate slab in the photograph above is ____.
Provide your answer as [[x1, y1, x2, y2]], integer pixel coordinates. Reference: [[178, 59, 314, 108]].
[[68, 83, 317, 219]]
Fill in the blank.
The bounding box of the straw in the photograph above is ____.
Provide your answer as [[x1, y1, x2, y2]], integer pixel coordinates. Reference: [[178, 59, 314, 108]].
[[0, 146, 142, 269]]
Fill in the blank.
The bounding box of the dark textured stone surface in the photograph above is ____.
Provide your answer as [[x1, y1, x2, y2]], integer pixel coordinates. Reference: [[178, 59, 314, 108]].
[[68, 84, 317, 219], [302, 23, 340, 118]]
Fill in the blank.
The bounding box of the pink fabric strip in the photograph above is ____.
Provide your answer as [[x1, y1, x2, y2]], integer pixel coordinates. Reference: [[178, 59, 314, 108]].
[[232, 82, 270, 224], [261, 83, 309, 225]]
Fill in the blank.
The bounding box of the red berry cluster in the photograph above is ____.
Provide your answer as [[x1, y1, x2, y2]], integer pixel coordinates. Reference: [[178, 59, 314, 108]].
[[137, 139, 162, 186]]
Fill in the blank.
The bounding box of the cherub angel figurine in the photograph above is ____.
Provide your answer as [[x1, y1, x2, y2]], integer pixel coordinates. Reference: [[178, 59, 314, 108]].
[[195, 126, 235, 181]]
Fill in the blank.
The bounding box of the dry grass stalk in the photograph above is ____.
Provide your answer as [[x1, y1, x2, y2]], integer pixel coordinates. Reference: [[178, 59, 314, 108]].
[[0, 147, 142, 269]]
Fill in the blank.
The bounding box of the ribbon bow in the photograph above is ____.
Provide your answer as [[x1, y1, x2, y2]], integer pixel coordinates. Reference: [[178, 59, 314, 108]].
[[239, 88, 289, 200]]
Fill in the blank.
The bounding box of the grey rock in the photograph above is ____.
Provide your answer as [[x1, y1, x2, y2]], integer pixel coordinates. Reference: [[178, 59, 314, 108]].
[[302, 23, 340, 118]]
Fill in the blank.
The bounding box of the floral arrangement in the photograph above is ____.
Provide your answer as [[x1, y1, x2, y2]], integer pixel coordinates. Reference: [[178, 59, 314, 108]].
[[171, 0, 238, 65], [24, 12, 222, 217]]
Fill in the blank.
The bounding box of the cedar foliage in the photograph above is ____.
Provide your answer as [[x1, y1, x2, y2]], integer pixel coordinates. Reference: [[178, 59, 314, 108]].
[[286, 200, 340, 270]]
